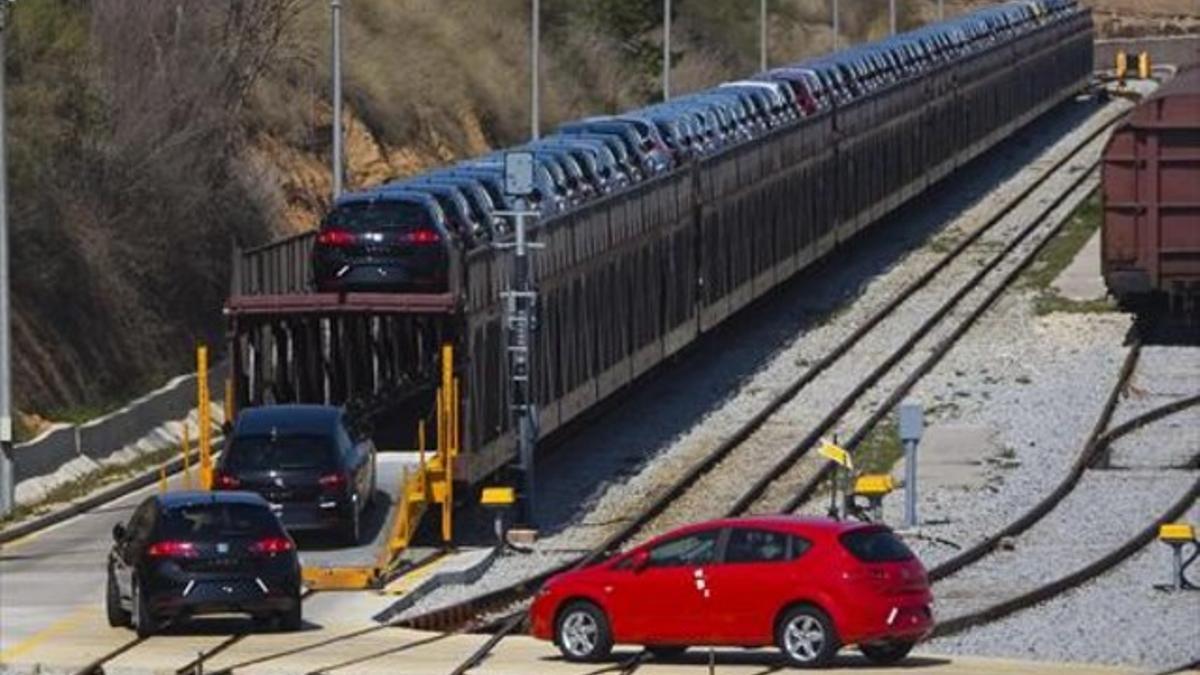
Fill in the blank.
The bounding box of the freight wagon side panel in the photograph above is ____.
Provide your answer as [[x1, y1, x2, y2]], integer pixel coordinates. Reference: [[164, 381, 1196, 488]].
[[1103, 67, 1200, 298]]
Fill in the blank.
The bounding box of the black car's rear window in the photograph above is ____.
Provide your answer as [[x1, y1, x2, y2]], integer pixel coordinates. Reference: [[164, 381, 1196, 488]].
[[324, 201, 431, 231], [160, 503, 281, 539], [226, 434, 335, 472], [840, 528, 915, 562]]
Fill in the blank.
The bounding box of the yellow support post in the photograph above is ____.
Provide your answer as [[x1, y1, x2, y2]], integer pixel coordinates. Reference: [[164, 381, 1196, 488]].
[[1138, 51, 1151, 80], [440, 343, 454, 543], [224, 377, 235, 429], [418, 419, 427, 494], [197, 346, 212, 490], [1115, 50, 1128, 84], [181, 425, 192, 490]]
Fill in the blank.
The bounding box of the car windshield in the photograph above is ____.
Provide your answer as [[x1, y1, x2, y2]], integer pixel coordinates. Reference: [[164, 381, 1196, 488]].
[[840, 528, 915, 562], [226, 434, 335, 472], [160, 503, 281, 539], [324, 201, 432, 231]]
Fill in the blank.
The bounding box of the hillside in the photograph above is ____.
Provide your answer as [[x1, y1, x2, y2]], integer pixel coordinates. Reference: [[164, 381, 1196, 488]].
[[8, 0, 1194, 437]]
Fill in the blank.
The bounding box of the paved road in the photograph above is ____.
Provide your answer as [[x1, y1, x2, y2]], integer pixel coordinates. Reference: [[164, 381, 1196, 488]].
[[0, 453, 414, 664]]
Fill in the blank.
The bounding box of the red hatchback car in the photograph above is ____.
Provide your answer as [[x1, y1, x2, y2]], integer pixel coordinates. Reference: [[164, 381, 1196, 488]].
[[530, 517, 933, 668]]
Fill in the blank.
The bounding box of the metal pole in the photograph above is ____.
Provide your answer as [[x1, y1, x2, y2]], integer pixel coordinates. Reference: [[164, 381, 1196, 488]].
[[938, 0, 944, 20], [531, 0, 540, 140], [0, 4, 13, 518], [1174, 545, 1185, 591], [890, 0, 897, 35], [831, 0, 839, 51], [663, 0, 671, 101], [330, 0, 344, 199], [510, 203, 538, 525], [760, 0, 768, 72], [904, 439, 918, 528]]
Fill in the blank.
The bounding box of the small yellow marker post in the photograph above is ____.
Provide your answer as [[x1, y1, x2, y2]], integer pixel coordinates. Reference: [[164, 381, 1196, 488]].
[[481, 487, 516, 547], [1158, 523, 1197, 591], [197, 346, 212, 490], [819, 438, 853, 520], [853, 474, 895, 522], [158, 463, 168, 494], [1115, 50, 1128, 87], [1137, 51, 1151, 80]]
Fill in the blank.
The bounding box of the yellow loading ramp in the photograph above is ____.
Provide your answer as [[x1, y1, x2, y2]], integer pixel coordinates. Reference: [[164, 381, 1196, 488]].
[[301, 344, 460, 591]]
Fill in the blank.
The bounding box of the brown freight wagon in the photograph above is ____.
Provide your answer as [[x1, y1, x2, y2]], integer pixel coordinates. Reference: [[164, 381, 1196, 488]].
[[1102, 65, 1200, 313]]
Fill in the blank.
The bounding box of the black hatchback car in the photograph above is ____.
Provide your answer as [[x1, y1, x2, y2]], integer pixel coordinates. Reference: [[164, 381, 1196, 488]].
[[106, 491, 302, 637], [312, 192, 453, 293], [215, 405, 377, 544]]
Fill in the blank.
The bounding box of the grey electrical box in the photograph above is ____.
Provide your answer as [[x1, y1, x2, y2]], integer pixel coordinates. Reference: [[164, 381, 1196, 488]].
[[899, 400, 924, 442], [505, 152, 535, 196]]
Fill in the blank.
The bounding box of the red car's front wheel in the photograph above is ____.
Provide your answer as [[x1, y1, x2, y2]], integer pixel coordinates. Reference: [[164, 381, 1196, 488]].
[[555, 601, 612, 662]]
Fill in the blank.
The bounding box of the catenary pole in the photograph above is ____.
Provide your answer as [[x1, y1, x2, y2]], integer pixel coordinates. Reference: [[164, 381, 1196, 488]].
[[890, 0, 897, 35], [832, 0, 839, 50], [531, 0, 540, 140], [663, 0, 671, 101], [760, 0, 768, 72], [331, 0, 344, 199], [0, 2, 13, 518]]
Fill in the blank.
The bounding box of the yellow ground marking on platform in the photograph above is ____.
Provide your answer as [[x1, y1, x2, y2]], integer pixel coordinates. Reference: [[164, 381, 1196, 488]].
[[302, 566, 378, 590], [382, 554, 452, 596], [0, 606, 92, 663]]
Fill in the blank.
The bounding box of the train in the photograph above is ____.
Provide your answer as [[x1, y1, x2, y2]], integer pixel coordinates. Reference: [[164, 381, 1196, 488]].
[[225, 1, 1095, 489], [1102, 64, 1200, 315]]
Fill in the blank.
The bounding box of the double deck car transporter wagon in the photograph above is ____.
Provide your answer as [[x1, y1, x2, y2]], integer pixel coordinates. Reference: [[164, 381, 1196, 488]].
[[224, 2, 1095, 551]]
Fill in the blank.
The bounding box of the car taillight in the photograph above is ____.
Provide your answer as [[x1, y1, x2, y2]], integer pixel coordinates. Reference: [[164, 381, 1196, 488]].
[[318, 472, 348, 490], [317, 229, 355, 247], [212, 470, 240, 490], [402, 229, 441, 245], [250, 536, 294, 556], [147, 540, 198, 558]]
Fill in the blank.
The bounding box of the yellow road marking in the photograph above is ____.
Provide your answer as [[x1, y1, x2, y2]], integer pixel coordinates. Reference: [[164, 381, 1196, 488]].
[[0, 606, 93, 663]]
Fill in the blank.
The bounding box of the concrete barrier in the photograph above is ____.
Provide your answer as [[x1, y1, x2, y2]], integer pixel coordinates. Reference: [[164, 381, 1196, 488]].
[[1095, 35, 1200, 68], [11, 425, 77, 484], [11, 362, 228, 497]]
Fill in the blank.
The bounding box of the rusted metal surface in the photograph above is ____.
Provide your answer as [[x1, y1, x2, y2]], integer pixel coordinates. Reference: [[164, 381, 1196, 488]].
[[1102, 65, 1200, 304], [225, 292, 457, 316]]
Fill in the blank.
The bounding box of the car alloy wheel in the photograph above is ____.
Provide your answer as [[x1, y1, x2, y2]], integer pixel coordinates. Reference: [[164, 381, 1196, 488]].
[[555, 602, 612, 662], [785, 615, 826, 662], [777, 605, 837, 668], [561, 610, 598, 657]]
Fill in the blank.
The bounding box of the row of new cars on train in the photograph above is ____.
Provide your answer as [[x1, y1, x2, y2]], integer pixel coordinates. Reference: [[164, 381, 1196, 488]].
[[312, 0, 1081, 293]]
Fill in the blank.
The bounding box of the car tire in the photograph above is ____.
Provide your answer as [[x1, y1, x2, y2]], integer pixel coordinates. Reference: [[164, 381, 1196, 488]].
[[132, 577, 159, 638], [280, 597, 303, 632], [860, 639, 915, 665], [347, 498, 362, 546], [776, 604, 839, 668], [555, 601, 612, 663], [106, 568, 131, 628], [647, 646, 687, 661]]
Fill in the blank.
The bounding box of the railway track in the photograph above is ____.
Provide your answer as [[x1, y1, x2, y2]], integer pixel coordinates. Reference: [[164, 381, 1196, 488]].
[[929, 392, 1200, 638]]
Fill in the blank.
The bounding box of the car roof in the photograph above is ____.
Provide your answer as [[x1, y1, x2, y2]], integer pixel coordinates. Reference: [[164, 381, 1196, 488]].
[[656, 515, 875, 541], [156, 490, 270, 509], [234, 404, 342, 436]]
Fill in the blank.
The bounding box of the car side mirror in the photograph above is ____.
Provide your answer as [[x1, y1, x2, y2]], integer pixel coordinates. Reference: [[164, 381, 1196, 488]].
[[629, 550, 650, 572], [112, 523, 127, 543]]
